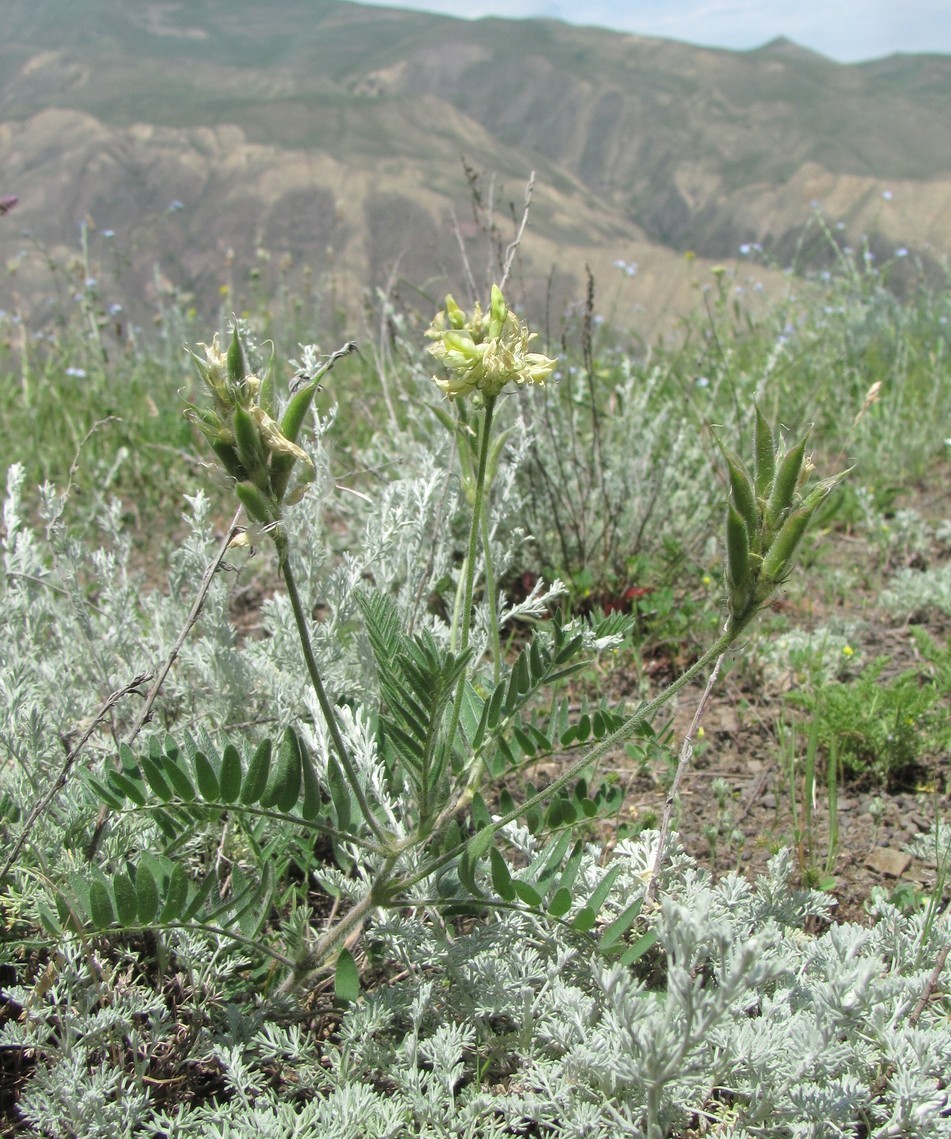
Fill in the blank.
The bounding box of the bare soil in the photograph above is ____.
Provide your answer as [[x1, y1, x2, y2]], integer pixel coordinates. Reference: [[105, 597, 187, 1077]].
[[589, 526, 951, 928]]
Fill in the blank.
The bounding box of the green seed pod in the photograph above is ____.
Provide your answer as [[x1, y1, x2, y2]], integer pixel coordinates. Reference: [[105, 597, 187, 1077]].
[[268, 452, 297, 505], [279, 380, 320, 447], [227, 326, 246, 387], [753, 404, 775, 498], [728, 503, 751, 601], [211, 440, 247, 481], [271, 379, 322, 502], [234, 480, 277, 525], [766, 433, 809, 528], [185, 404, 226, 439], [232, 406, 268, 490], [489, 284, 507, 339], [720, 444, 758, 535], [760, 504, 812, 585], [258, 343, 277, 420]]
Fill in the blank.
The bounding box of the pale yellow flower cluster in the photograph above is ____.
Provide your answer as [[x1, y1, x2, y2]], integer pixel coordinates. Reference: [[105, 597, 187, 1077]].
[[426, 285, 557, 401]]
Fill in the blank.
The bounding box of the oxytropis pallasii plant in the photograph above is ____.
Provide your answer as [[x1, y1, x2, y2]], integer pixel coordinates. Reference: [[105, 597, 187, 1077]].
[[10, 285, 949, 1139]]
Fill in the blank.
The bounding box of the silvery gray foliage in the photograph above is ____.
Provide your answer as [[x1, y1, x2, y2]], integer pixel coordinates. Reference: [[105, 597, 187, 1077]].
[[3, 824, 950, 1136], [517, 358, 729, 579], [4, 377, 951, 1137], [881, 563, 951, 620]]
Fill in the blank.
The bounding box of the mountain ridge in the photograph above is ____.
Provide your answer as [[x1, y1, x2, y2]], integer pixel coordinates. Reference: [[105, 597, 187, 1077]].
[[1, 0, 948, 336]]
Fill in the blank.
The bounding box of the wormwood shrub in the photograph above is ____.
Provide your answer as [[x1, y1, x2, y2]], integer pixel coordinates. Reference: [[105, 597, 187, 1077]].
[[11, 285, 944, 1138]]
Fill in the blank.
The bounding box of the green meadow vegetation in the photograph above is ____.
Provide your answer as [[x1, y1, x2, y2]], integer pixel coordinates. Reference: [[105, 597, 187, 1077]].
[[1, 212, 950, 1137]]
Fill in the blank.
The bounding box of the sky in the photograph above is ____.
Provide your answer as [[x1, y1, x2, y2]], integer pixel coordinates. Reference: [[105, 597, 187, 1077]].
[[350, 0, 951, 63]]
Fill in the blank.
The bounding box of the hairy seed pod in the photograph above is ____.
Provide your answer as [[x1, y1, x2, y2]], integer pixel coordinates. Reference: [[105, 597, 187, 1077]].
[[725, 503, 751, 593], [279, 380, 320, 447], [720, 444, 759, 534], [760, 504, 812, 585], [766, 433, 808, 528], [258, 344, 277, 420], [234, 480, 276, 525], [211, 440, 247, 482], [232, 406, 268, 489], [268, 452, 296, 505], [754, 404, 775, 498], [227, 326, 246, 387]]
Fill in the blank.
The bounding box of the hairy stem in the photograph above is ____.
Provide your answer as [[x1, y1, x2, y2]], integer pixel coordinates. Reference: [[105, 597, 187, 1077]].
[[447, 395, 497, 749], [479, 488, 503, 685], [278, 854, 398, 994], [277, 536, 390, 849]]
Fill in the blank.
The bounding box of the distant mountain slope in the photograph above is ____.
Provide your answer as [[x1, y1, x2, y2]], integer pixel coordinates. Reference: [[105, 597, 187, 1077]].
[[1, 0, 948, 334]]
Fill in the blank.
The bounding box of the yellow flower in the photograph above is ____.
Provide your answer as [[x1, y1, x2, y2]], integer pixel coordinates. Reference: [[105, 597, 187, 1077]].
[[427, 285, 556, 401]]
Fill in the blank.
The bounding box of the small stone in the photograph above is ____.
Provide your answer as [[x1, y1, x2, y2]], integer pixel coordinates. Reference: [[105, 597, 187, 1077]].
[[865, 847, 912, 878]]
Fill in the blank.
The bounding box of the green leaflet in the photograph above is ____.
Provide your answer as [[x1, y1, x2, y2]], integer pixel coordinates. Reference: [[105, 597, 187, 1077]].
[[193, 751, 219, 802], [219, 744, 243, 803], [161, 863, 190, 922], [113, 873, 138, 926], [88, 879, 115, 929], [241, 738, 272, 805], [136, 863, 160, 924], [334, 948, 360, 1003], [262, 727, 302, 811]]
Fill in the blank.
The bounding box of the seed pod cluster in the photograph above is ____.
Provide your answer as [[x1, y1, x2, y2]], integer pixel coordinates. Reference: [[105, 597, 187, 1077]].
[[184, 327, 325, 529], [718, 406, 845, 628]]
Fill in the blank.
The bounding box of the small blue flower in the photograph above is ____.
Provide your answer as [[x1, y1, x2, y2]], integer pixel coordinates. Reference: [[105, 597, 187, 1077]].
[[65, 366, 87, 378]]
